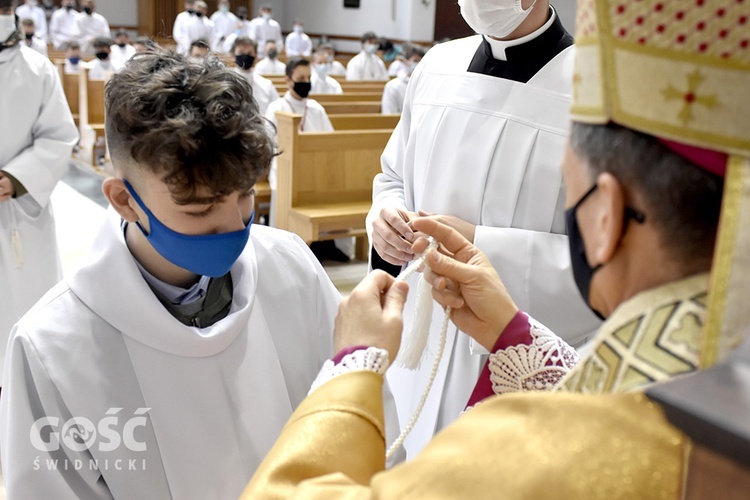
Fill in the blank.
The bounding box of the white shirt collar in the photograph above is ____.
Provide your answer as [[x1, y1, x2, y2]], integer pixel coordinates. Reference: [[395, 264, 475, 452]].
[[482, 6, 557, 61]]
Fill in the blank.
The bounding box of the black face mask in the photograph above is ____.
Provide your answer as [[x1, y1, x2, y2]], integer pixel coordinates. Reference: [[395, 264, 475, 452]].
[[196, 11, 203, 17], [186, 9, 195, 15], [235, 54, 254, 70], [117, 42, 126, 48], [267, 48, 278, 59], [65, 5, 74, 11], [83, 7, 92, 15], [293, 81, 312, 98], [25, 33, 33, 40], [565, 184, 646, 321], [95, 51, 109, 60]]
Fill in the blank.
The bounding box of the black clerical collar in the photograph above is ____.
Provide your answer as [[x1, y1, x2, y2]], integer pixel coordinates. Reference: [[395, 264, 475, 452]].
[[468, 7, 573, 83]]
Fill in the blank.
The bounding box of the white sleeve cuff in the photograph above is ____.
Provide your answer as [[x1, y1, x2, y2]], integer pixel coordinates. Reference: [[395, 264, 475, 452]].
[[308, 347, 390, 395]]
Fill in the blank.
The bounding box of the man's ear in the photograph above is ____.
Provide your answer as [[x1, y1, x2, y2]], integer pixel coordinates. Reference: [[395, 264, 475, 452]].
[[589, 172, 626, 266], [102, 178, 139, 222]]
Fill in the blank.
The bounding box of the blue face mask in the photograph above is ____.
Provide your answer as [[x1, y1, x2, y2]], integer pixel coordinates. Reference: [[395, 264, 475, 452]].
[[124, 180, 253, 278]]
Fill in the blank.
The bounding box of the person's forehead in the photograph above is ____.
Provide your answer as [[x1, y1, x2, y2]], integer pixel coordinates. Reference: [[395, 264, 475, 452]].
[[293, 65, 310, 76]]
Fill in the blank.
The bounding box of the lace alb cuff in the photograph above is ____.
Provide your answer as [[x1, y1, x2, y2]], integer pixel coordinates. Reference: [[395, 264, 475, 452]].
[[488, 318, 580, 395], [308, 347, 390, 395]]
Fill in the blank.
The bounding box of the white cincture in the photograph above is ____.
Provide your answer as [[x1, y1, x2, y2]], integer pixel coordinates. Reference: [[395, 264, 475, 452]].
[[488, 317, 579, 394], [386, 238, 451, 461], [9, 204, 23, 268]]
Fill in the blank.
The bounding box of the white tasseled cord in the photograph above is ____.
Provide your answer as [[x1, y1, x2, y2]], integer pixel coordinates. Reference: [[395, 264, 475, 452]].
[[386, 238, 452, 461]]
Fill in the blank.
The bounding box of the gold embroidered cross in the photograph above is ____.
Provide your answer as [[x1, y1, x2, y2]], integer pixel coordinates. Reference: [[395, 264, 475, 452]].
[[661, 70, 719, 126]]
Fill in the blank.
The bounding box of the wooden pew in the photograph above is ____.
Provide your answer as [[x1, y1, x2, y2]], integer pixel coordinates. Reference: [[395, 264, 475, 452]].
[[54, 60, 80, 125], [274, 111, 392, 260], [78, 67, 107, 167], [320, 102, 382, 114], [328, 114, 400, 130], [308, 92, 382, 102]]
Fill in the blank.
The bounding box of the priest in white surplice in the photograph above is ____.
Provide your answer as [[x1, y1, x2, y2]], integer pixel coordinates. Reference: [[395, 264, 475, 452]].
[[0, 50, 340, 499], [367, 0, 601, 459], [0, 5, 78, 387], [49, 0, 79, 50]]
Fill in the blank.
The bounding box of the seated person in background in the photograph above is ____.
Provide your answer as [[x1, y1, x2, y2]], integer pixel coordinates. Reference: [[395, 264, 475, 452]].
[[249, 4, 283, 57], [284, 19, 312, 57], [319, 42, 346, 76], [109, 29, 136, 72], [387, 43, 424, 77], [76, 0, 111, 56], [19, 17, 46, 56], [15, 0, 45, 39], [187, 38, 210, 61], [132, 35, 156, 53], [346, 31, 388, 81], [209, 0, 237, 52], [264, 58, 351, 262], [310, 49, 343, 94], [254, 40, 286, 75], [86, 36, 115, 79], [63, 40, 82, 74], [264, 57, 333, 219], [381, 45, 425, 114], [231, 36, 278, 115], [0, 49, 341, 500], [49, 0, 79, 50]]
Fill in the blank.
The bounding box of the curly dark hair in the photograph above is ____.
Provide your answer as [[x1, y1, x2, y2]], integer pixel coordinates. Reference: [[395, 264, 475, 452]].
[[105, 49, 275, 204]]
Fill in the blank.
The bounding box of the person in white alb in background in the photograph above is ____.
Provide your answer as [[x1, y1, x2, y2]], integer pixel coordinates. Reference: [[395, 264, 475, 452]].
[[254, 40, 285, 75], [76, 0, 110, 55], [187, 1, 213, 50], [209, 0, 237, 52], [231, 36, 278, 115], [15, 0, 44, 40], [319, 42, 346, 76], [265, 57, 354, 263], [284, 19, 312, 57], [368, 0, 602, 460], [248, 4, 282, 58], [19, 18, 46, 55], [109, 30, 135, 72], [187, 38, 209, 62], [387, 43, 415, 77], [63, 39, 81, 73], [49, 0, 78, 50], [381, 45, 425, 114], [86, 36, 114, 79], [0, 0, 78, 389], [173, 0, 195, 55], [310, 49, 342, 95], [346, 31, 387, 81]]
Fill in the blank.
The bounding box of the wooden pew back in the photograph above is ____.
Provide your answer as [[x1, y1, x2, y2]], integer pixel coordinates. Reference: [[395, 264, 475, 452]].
[[275, 111, 391, 246], [54, 60, 80, 124], [320, 102, 382, 114], [328, 114, 400, 130]]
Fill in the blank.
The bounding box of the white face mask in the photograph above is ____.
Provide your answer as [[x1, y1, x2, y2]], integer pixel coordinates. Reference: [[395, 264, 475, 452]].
[[458, 0, 537, 38], [364, 43, 378, 55], [0, 15, 16, 43], [314, 63, 330, 76], [262, 12, 271, 20], [294, 25, 303, 34]]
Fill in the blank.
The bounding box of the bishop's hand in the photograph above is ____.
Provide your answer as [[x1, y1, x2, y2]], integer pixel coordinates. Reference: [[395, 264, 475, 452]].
[[411, 217, 518, 351], [371, 206, 418, 266], [0, 173, 15, 202], [334, 270, 409, 362]]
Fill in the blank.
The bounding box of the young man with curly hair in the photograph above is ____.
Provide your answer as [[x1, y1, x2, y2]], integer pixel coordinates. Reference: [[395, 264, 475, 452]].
[[0, 49, 341, 499]]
